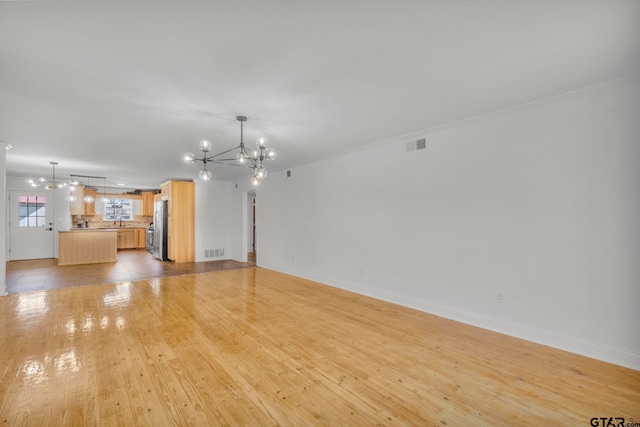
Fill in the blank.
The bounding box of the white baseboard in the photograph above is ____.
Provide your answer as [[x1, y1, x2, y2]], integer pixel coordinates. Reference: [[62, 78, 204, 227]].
[[258, 262, 640, 371]]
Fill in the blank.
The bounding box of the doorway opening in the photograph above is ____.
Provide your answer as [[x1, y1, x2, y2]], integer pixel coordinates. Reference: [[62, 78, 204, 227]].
[[247, 191, 256, 263]]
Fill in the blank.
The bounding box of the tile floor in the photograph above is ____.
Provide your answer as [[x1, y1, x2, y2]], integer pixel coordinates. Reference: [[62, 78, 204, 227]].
[[6, 249, 256, 294]]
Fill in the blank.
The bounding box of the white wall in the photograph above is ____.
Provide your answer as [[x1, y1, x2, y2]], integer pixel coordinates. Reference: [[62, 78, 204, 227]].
[[194, 179, 234, 262], [256, 77, 640, 370]]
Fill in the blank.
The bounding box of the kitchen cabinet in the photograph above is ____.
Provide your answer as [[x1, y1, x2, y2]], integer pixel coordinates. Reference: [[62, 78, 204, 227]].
[[161, 180, 194, 262], [141, 192, 155, 217], [141, 192, 153, 216], [136, 228, 146, 248], [117, 228, 137, 249], [70, 186, 97, 216], [70, 186, 85, 215], [115, 228, 146, 249], [161, 182, 172, 211], [84, 188, 97, 215]]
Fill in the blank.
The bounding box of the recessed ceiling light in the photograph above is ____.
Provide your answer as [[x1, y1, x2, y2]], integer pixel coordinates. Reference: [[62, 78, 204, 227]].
[[117, 183, 126, 186]]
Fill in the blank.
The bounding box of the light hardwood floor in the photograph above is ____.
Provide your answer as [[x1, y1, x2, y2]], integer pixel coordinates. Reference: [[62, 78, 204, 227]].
[[0, 268, 638, 425]]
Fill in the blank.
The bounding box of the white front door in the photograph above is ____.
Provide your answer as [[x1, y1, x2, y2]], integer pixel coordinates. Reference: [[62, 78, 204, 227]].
[[9, 190, 55, 260]]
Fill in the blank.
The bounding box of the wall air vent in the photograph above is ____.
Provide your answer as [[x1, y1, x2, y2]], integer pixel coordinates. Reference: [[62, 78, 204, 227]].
[[204, 248, 225, 258], [406, 138, 427, 152]]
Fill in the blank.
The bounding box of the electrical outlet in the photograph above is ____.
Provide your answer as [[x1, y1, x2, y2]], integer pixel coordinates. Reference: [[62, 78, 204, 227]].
[[497, 292, 506, 303]]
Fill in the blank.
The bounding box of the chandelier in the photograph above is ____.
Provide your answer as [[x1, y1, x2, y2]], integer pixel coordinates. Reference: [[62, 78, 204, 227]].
[[183, 115, 277, 185], [28, 162, 76, 190]]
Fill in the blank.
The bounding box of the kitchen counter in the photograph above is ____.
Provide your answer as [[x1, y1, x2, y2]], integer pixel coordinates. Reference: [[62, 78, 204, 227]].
[[67, 228, 119, 232], [58, 229, 118, 266], [69, 226, 148, 231]]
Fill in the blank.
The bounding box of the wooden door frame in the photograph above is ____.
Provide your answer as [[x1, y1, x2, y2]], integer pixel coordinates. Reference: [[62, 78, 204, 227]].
[[252, 197, 256, 255]]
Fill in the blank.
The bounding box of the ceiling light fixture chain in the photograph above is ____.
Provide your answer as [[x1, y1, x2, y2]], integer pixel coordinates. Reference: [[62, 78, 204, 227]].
[[183, 115, 277, 185]]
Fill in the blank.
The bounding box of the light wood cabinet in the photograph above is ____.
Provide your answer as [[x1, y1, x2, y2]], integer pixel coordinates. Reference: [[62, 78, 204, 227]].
[[117, 229, 137, 249], [84, 188, 97, 215], [70, 186, 97, 216], [136, 228, 146, 248], [161, 183, 172, 213], [70, 186, 85, 215], [116, 228, 147, 249], [161, 180, 194, 262], [141, 191, 155, 217]]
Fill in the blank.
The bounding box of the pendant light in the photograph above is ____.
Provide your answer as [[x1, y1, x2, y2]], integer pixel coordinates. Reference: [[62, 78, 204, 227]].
[[83, 177, 94, 203], [101, 177, 109, 203]]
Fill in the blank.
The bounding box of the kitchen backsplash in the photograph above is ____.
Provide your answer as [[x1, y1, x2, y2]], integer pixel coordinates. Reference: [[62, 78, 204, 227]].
[[71, 215, 153, 229]]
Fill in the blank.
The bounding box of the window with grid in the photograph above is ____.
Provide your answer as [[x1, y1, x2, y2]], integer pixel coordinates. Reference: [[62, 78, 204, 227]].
[[103, 198, 133, 221], [18, 195, 46, 227]]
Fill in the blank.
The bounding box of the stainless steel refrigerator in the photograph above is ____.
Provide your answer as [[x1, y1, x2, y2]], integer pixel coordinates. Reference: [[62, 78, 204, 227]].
[[152, 200, 168, 261]]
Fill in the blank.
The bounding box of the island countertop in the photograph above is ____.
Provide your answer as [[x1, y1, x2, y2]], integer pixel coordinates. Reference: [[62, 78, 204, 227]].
[[58, 229, 118, 266], [61, 229, 119, 232], [64, 226, 148, 231]]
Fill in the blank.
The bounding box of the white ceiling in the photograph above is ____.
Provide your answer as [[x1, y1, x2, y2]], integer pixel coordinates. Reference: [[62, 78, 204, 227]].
[[1, 1, 639, 190]]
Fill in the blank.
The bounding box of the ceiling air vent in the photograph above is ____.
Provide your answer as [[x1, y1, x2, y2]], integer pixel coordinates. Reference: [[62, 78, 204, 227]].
[[406, 138, 427, 152]]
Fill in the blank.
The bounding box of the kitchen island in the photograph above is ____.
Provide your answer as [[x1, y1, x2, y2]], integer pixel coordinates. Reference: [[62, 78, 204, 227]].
[[58, 229, 118, 266]]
